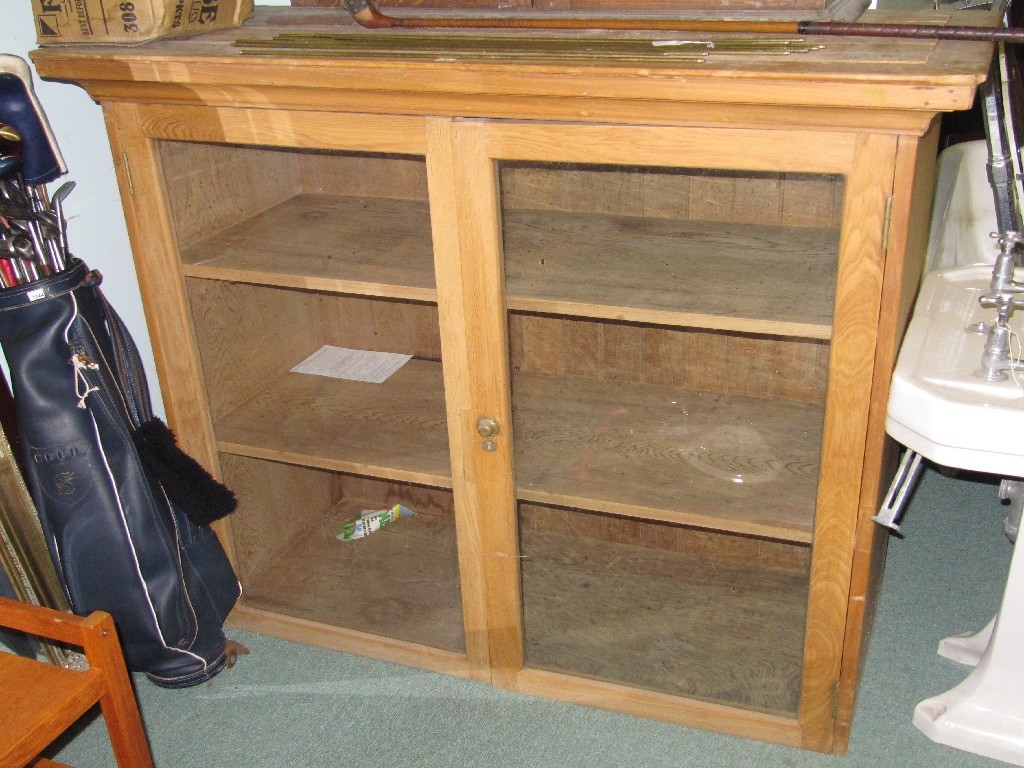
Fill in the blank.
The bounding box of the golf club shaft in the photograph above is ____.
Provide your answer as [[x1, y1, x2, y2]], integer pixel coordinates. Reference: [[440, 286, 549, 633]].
[[341, 0, 1020, 42]]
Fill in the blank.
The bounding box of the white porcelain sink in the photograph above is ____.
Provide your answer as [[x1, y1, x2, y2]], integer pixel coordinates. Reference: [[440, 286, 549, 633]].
[[886, 264, 1024, 478]]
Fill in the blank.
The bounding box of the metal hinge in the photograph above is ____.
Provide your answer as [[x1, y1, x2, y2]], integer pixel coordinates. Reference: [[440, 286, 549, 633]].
[[831, 681, 841, 719], [122, 152, 135, 196], [881, 195, 894, 253]]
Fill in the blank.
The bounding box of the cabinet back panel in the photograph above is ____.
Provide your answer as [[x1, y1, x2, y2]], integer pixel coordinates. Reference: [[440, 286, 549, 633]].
[[340, 476, 456, 524], [500, 164, 845, 229], [519, 502, 811, 573], [509, 314, 829, 404], [298, 153, 429, 200], [320, 295, 443, 360]]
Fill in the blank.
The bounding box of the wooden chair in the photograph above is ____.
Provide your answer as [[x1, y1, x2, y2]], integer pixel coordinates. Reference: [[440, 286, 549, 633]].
[[0, 596, 154, 768]]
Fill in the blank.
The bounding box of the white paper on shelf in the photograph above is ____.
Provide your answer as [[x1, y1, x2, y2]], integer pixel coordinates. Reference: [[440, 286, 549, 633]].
[[290, 346, 412, 383]]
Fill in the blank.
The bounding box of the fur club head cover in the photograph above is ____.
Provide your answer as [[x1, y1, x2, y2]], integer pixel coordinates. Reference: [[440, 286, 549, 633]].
[[132, 417, 237, 526]]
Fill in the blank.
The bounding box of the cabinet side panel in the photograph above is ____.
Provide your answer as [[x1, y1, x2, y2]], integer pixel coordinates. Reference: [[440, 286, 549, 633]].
[[220, 454, 334, 587], [103, 102, 239, 562], [102, 106, 220, 466], [832, 122, 939, 752], [161, 143, 302, 249], [188, 280, 324, 422]]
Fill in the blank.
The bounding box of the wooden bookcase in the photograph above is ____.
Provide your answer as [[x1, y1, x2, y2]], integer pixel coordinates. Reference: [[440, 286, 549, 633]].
[[32, 6, 993, 753]]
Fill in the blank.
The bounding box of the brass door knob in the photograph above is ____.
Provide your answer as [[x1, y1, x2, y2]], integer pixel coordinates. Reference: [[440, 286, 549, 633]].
[[476, 416, 499, 437]]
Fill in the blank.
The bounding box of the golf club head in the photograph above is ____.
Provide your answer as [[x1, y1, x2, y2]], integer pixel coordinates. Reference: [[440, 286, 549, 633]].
[[0, 154, 22, 181], [0, 196, 34, 222], [0, 122, 19, 143], [0, 55, 66, 186]]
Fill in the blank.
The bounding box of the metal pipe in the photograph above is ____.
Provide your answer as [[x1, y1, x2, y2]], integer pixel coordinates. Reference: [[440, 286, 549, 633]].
[[982, 52, 1023, 237], [797, 21, 1022, 42]]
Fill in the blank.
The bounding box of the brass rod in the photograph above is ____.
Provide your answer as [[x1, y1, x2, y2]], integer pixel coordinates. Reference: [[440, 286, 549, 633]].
[[262, 32, 816, 49], [233, 32, 822, 61], [236, 47, 710, 62]]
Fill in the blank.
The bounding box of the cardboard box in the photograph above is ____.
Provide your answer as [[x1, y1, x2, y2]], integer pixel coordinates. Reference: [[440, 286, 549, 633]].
[[33, 0, 254, 45]]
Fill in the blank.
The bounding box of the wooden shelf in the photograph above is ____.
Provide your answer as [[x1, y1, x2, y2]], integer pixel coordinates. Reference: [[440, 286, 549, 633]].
[[180, 193, 837, 339], [180, 194, 437, 302], [513, 373, 823, 543], [504, 209, 838, 339], [214, 358, 452, 488], [214, 356, 820, 542]]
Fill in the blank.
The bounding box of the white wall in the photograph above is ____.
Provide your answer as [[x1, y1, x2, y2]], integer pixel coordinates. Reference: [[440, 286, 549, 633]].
[[0, 0, 288, 418]]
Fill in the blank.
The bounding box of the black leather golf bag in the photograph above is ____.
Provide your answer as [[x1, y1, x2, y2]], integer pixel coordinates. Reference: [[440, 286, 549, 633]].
[[0, 259, 240, 687]]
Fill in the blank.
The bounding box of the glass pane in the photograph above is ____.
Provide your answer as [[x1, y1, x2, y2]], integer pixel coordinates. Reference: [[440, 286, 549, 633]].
[[500, 162, 842, 334], [508, 323, 828, 541], [223, 459, 464, 653], [161, 141, 462, 652], [501, 160, 843, 712], [519, 504, 810, 714], [160, 142, 435, 297]]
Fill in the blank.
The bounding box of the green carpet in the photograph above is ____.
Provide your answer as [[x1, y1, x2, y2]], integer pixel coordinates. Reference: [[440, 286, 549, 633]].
[[52, 466, 1013, 767]]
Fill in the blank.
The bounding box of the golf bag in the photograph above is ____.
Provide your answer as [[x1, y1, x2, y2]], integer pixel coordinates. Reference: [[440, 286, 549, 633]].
[[0, 259, 241, 687]]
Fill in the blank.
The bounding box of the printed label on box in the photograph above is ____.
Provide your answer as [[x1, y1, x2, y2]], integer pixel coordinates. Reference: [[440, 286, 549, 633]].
[[32, 0, 254, 46]]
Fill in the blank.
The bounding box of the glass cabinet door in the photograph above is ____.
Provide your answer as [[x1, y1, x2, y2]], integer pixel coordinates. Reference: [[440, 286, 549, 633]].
[[437, 121, 893, 730], [151, 118, 470, 660]]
